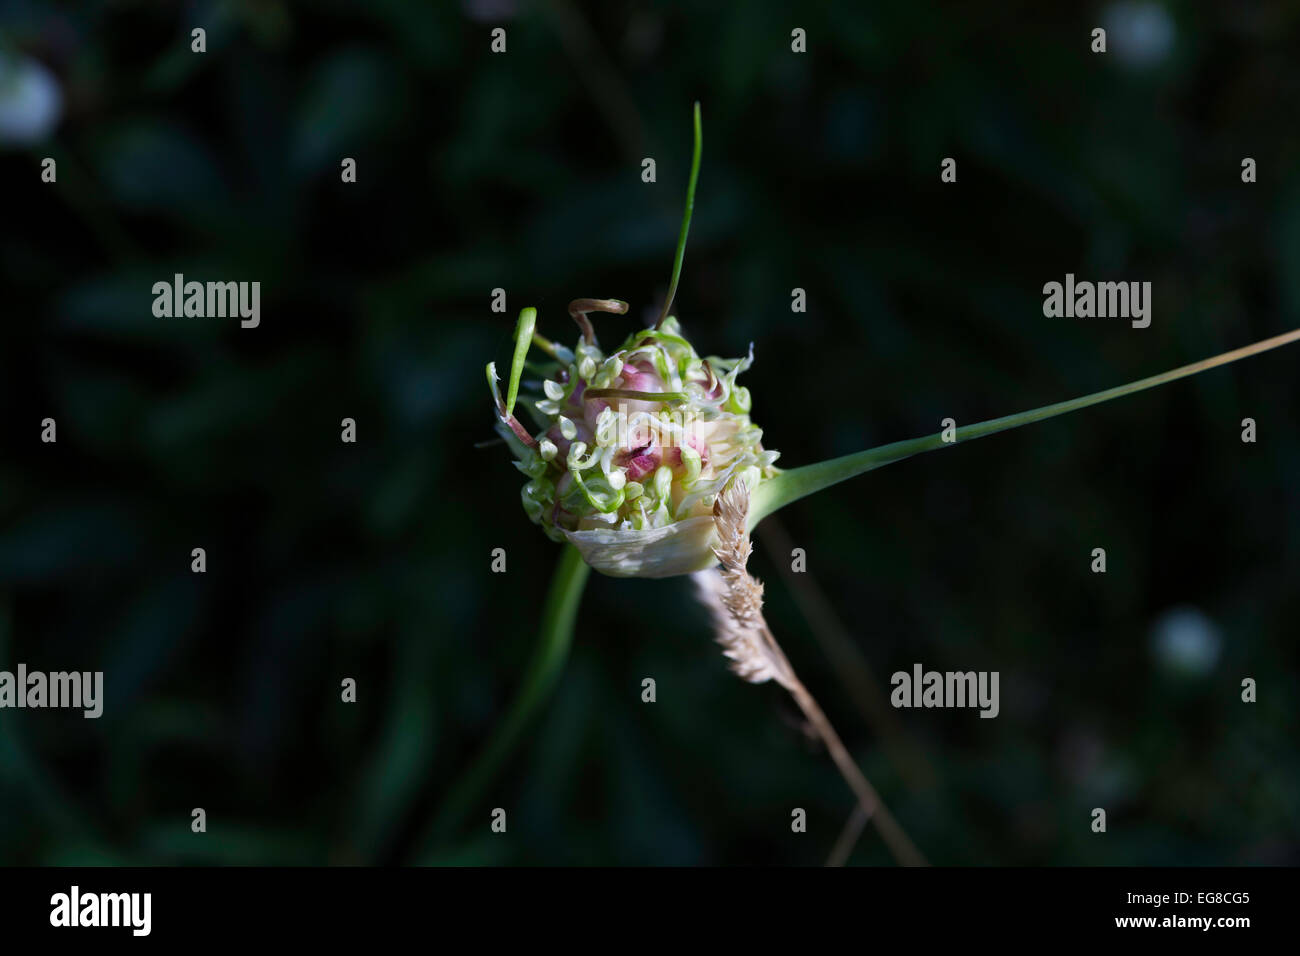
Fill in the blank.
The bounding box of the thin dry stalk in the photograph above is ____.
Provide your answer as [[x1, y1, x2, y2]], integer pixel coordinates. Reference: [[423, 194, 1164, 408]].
[[695, 482, 927, 867], [757, 515, 935, 791], [827, 804, 869, 868]]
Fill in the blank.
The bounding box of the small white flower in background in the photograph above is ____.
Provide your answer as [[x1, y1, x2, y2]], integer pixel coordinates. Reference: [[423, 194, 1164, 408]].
[[1150, 605, 1221, 677], [1103, 1, 1176, 70], [0, 53, 63, 145], [460, 0, 518, 23]]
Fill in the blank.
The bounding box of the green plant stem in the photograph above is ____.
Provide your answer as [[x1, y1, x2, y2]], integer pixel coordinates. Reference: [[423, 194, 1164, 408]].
[[655, 102, 702, 328], [750, 327, 1300, 526], [425, 545, 590, 843]]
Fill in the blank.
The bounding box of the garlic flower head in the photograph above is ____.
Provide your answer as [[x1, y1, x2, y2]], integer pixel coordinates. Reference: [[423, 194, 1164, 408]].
[[491, 312, 779, 578]]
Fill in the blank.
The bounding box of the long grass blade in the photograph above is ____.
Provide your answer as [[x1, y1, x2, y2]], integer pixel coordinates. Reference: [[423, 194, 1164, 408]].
[[750, 328, 1300, 526]]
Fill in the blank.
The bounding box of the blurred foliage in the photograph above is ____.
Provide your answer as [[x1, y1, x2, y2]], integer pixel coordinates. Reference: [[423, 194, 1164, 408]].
[[1, 0, 1297, 865]]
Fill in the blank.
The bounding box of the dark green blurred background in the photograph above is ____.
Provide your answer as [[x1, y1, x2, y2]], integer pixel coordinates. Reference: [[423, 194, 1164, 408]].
[[1, 0, 1297, 865]]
